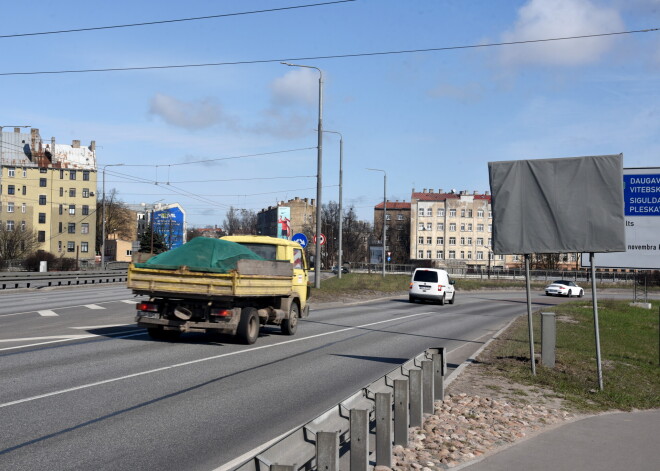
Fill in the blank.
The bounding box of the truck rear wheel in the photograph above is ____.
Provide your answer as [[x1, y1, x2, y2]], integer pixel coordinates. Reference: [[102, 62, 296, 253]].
[[238, 307, 259, 345], [281, 302, 299, 336]]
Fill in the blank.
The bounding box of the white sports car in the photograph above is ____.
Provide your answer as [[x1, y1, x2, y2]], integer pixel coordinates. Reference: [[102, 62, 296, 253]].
[[545, 280, 584, 297]]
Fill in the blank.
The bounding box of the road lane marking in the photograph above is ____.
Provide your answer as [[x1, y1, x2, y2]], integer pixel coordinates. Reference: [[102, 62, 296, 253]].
[[38, 310, 58, 317], [0, 329, 143, 352], [0, 311, 436, 409], [121, 300, 138, 304], [0, 335, 94, 343], [84, 304, 105, 310], [0, 299, 141, 318], [71, 324, 131, 330]]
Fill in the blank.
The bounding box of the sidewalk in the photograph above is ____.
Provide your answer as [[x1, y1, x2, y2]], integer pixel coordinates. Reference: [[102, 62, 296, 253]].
[[457, 409, 660, 471]]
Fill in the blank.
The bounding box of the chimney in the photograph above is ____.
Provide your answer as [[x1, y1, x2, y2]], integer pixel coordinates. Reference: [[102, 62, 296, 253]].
[[90, 140, 96, 152], [473, 191, 478, 195], [311, 199, 315, 206], [485, 191, 490, 195], [72, 140, 80, 148], [429, 189, 434, 193], [423, 188, 427, 193], [438, 188, 444, 193]]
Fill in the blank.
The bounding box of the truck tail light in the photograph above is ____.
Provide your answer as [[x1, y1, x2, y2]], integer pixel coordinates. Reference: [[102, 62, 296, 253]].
[[210, 308, 233, 318], [137, 302, 158, 312]]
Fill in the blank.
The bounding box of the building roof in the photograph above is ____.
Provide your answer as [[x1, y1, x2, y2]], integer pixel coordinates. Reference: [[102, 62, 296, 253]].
[[412, 192, 491, 202], [374, 201, 411, 210]]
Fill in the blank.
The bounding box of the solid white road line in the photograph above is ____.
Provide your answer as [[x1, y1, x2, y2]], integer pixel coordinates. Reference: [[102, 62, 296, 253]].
[[38, 310, 58, 317], [0, 311, 435, 409], [0, 329, 143, 352]]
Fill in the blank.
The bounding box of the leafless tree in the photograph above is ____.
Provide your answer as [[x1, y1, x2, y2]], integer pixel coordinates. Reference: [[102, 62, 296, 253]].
[[223, 207, 258, 235], [0, 226, 41, 261], [95, 189, 135, 253]]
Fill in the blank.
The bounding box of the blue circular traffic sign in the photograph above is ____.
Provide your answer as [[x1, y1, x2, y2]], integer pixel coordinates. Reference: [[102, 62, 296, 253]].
[[292, 233, 308, 248]]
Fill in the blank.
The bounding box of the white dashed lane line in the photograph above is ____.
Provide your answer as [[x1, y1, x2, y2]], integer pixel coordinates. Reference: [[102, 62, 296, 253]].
[[38, 310, 58, 317], [84, 304, 106, 310]]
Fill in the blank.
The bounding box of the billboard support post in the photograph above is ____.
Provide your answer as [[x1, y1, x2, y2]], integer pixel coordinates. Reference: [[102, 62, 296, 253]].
[[525, 254, 536, 376], [590, 252, 604, 391]]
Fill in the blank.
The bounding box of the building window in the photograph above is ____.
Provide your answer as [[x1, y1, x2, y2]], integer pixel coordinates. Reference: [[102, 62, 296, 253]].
[[59, 187, 64, 197], [489, 211, 493, 218], [67, 242, 75, 252], [488, 224, 492, 232], [59, 204, 63, 215], [477, 251, 484, 260], [6, 220, 14, 231], [126, 249, 133, 256], [437, 208, 445, 217], [20, 221, 26, 231], [460, 251, 465, 259], [426, 208, 432, 216], [40, 167, 47, 174], [70, 170, 76, 180], [449, 223, 456, 231], [467, 223, 473, 231], [460, 223, 466, 231], [69, 204, 75, 215], [477, 224, 484, 232], [467, 237, 473, 245], [68, 223, 76, 234], [477, 238, 484, 246], [418, 250, 424, 259], [436, 250, 444, 259], [385, 214, 391, 221], [39, 178, 47, 187], [477, 209, 484, 218], [8, 185, 15, 195], [58, 241, 62, 252], [448, 250, 456, 259], [449, 237, 456, 245], [436, 237, 444, 245], [426, 222, 432, 230], [461, 209, 466, 218], [7, 202, 14, 213], [81, 242, 89, 253], [38, 213, 46, 224], [59, 222, 63, 233], [468, 209, 473, 218], [488, 238, 492, 246], [460, 237, 466, 245], [467, 251, 473, 260], [60, 169, 65, 179], [8, 167, 15, 177], [24, 168, 29, 177], [426, 237, 432, 245], [39, 195, 46, 205], [397, 214, 404, 221], [81, 223, 89, 234], [418, 208, 425, 216], [418, 236, 424, 245], [82, 205, 89, 215], [437, 222, 444, 231], [497, 254, 504, 261], [83, 170, 90, 181], [22, 185, 26, 195], [38, 231, 46, 242], [418, 222, 424, 230], [449, 209, 456, 217], [21, 203, 26, 213], [426, 250, 432, 259], [69, 188, 76, 197]]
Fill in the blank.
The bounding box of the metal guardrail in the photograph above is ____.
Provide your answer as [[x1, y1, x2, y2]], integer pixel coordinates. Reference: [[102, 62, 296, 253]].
[[231, 347, 447, 471], [0, 270, 129, 290]]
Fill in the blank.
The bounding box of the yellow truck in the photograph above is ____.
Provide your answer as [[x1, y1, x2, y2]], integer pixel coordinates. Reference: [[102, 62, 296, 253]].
[[128, 235, 309, 344]]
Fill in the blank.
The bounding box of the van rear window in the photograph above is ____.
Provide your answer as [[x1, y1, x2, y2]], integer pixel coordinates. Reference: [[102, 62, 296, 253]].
[[413, 270, 438, 283]]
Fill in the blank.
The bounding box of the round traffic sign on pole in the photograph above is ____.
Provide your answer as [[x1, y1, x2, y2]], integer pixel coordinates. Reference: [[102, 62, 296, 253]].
[[313, 234, 327, 246], [292, 233, 308, 248]]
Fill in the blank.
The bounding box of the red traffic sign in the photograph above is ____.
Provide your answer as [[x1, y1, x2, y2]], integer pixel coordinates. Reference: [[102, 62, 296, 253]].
[[313, 234, 327, 246]]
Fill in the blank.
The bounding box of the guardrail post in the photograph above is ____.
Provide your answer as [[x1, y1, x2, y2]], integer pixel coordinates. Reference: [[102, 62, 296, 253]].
[[317, 431, 338, 471], [393, 379, 408, 446], [421, 360, 434, 414], [433, 349, 446, 401], [375, 392, 392, 468], [409, 369, 423, 428], [350, 409, 368, 471]]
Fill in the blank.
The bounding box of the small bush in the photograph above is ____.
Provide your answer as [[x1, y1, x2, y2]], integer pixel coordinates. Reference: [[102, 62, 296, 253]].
[[25, 251, 57, 271]]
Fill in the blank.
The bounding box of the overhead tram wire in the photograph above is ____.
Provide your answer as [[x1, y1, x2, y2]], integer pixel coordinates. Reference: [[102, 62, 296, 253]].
[[0, 28, 656, 76], [0, 1, 356, 39]]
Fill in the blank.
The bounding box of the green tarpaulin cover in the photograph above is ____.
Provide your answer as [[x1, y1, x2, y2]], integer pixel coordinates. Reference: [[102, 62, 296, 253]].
[[134, 237, 264, 273]]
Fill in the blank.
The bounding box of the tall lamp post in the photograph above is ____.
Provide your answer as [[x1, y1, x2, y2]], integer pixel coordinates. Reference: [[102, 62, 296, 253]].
[[323, 130, 343, 279], [367, 168, 387, 277], [281, 62, 323, 288], [101, 164, 124, 267]]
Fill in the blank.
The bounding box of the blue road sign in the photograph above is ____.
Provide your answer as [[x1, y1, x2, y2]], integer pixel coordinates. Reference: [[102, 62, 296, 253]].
[[292, 233, 308, 248]]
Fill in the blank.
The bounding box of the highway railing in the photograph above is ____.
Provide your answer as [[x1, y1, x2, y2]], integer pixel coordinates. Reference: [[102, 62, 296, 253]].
[[230, 347, 447, 471], [0, 270, 128, 290]]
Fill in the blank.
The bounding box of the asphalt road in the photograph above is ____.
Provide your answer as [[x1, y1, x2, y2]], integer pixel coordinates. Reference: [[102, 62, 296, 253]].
[[0, 284, 625, 470]]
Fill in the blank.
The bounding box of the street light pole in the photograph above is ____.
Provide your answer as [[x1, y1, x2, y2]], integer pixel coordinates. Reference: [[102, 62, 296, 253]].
[[101, 164, 124, 267], [367, 168, 387, 277], [282, 62, 323, 288], [323, 130, 343, 279]]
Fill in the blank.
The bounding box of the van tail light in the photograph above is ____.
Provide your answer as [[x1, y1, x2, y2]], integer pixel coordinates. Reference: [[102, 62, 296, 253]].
[[137, 302, 158, 312], [438, 285, 444, 291], [210, 308, 233, 318], [409, 282, 413, 289]]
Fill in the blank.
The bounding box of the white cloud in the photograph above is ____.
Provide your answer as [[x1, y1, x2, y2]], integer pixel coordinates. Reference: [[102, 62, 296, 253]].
[[270, 68, 319, 107], [499, 0, 624, 67], [148, 93, 237, 130]]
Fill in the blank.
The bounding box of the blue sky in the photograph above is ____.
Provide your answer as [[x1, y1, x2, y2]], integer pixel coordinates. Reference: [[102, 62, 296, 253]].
[[2, 0, 659, 227]]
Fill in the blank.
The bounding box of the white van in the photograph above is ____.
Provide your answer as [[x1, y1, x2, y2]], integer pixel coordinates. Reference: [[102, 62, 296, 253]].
[[409, 268, 456, 305]]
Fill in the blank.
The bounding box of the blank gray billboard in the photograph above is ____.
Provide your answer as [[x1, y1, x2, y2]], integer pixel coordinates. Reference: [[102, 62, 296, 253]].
[[488, 154, 625, 255]]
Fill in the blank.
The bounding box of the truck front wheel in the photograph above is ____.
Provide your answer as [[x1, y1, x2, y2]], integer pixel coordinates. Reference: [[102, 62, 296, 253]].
[[238, 307, 259, 345], [281, 302, 299, 336]]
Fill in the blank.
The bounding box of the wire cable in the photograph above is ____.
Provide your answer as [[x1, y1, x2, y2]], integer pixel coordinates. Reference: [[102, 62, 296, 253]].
[[0, 1, 356, 39], [0, 28, 656, 76]]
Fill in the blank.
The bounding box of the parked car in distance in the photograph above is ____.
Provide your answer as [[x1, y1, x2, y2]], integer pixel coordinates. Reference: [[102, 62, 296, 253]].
[[331, 265, 349, 274], [545, 280, 584, 297], [409, 268, 456, 305]]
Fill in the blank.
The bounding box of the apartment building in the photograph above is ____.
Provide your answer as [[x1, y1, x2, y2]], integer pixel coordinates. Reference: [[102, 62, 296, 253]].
[[410, 188, 510, 270], [0, 127, 97, 259], [257, 197, 316, 239], [372, 201, 411, 264]]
